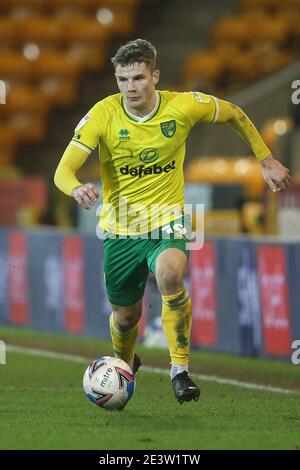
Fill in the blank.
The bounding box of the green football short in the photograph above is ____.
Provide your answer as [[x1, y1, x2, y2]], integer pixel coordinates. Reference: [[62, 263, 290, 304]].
[[103, 219, 190, 306]]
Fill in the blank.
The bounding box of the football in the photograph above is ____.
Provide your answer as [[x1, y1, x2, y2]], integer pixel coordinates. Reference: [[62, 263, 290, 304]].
[[83, 356, 135, 411]]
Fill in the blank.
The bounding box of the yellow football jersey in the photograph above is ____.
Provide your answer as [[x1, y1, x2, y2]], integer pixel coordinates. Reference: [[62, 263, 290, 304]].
[[71, 90, 218, 235]]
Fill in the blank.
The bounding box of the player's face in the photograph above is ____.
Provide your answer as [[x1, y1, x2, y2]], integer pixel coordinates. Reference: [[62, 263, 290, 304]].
[[115, 62, 160, 115]]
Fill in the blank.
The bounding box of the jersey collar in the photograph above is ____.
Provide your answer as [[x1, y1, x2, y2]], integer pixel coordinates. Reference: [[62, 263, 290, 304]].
[[122, 92, 161, 123]]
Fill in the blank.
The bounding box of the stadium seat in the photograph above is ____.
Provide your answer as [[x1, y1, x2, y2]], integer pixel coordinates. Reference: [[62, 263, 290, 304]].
[[20, 15, 65, 46], [67, 44, 107, 71], [9, 112, 47, 143], [34, 50, 82, 78], [39, 78, 77, 106], [242, 0, 300, 12], [260, 116, 294, 153], [213, 13, 290, 47], [0, 126, 18, 156], [0, 51, 32, 81], [182, 50, 224, 91], [0, 18, 18, 47], [3, 85, 49, 115], [90, 0, 140, 8], [0, 0, 150, 168], [185, 157, 265, 199], [221, 45, 294, 86], [62, 14, 112, 44]]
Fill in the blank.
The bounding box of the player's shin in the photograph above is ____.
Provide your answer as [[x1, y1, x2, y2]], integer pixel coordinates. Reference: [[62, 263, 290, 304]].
[[161, 289, 192, 379], [109, 312, 138, 368]]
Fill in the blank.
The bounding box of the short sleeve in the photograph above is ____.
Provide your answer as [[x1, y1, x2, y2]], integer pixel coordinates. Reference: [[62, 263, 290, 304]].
[[174, 92, 217, 128], [71, 102, 104, 153]]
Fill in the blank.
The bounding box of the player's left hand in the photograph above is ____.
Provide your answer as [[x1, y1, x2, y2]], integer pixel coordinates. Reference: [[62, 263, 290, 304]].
[[261, 155, 291, 193]]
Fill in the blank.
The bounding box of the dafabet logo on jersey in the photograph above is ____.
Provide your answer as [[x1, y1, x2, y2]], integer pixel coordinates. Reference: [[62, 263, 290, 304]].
[[139, 148, 158, 164], [120, 160, 176, 178]]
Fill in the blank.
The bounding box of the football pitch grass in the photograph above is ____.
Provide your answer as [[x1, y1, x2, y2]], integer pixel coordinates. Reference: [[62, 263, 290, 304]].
[[0, 326, 300, 450]]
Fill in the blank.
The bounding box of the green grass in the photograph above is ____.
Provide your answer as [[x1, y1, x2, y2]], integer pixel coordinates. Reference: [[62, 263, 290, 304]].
[[0, 326, 300, 450]]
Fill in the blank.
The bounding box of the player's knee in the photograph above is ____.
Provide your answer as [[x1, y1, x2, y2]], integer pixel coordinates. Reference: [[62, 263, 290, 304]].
[[114, 310, 140, 331], [159, 267, 183, 293]]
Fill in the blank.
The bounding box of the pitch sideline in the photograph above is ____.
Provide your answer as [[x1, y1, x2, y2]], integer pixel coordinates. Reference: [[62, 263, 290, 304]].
[[6, 344, 299, 396]]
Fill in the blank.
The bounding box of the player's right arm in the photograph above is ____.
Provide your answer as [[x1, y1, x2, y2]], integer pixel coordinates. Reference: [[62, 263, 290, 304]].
[[54, 144, 99, 209], [54, 103, 103, 209]]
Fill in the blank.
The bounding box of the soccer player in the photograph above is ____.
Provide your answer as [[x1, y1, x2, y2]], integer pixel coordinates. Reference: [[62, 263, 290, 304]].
[[54, 39, 290, 404]]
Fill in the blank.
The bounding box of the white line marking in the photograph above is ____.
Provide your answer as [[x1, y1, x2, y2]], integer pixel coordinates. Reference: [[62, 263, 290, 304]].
[[7, 345, 300, 396]]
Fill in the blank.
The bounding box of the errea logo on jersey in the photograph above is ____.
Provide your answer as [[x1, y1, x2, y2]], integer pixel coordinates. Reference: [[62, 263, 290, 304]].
[[119, 129, 130, 141], [120, 160, 175, 178]]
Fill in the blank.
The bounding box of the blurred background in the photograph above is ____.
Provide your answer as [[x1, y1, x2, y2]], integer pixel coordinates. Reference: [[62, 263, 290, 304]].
[[0, 0, 300, 359]]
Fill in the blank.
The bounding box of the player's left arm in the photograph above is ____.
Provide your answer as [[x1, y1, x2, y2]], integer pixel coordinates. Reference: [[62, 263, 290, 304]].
[[215, 98, 291, 192]]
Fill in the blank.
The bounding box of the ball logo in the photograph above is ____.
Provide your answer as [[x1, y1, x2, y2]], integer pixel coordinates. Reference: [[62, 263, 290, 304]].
[[139, 148, 159, 164], [100, 367, 113, 387]]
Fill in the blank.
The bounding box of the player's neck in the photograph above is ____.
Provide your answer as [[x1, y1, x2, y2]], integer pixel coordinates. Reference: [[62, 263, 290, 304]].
[[125, 92, 158, 120]]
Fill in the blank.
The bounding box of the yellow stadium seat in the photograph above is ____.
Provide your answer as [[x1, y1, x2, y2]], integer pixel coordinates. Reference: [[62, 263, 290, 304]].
[[260, 116, 294, 153], [67, 44, 107, 71], [34, 50, 82, 78], [213, 16, 250, 45], [39, 78, 77, 106], [90, 0, 140, 8], [4, 85, 49, 115], [214, 13, 290, 47], [20, 15, 64, 45], [185, 157, 265, 199], [242, 0, 300, 12], [62, 14, 112, 44], [9, 112, 47, 143], [0, 18, 18, 47], [0, 0, 54, 15], [0, 125, 18, 154], [182, 51, 223, 89], [0, 51, 32, 80]]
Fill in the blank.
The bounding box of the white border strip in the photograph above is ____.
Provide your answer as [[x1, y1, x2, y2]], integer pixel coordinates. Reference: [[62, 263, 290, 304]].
[[7, 345, 300, 396], [212, 96, 220, 123], [70, 141, 91, 153]]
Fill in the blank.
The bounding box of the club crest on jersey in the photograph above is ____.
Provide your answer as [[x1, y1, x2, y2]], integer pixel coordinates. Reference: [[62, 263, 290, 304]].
[[160, 120, 176, 138], [119, 129, 130, 141]]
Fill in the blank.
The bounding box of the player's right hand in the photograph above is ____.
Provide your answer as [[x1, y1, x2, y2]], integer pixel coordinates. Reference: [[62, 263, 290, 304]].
[[72, 183, 99, 209]]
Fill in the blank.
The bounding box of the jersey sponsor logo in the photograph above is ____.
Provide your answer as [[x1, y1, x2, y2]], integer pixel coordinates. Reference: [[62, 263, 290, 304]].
[[120, 160, 175, 178], [160, 120, 176, 138], [139, 148, 158, 164], [118, 129, 130, 141], [75, 114, 91, 132]]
